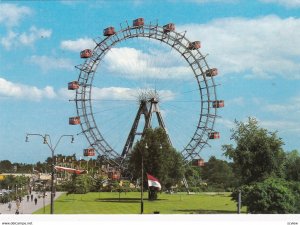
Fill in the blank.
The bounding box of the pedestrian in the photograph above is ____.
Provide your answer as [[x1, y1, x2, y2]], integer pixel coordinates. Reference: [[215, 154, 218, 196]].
[[34, 197, 37, 205], [8, 202, 12, 211], [31, 194, 33, 201], [27, 195, 29, 202], [16, 199, 20, 209]]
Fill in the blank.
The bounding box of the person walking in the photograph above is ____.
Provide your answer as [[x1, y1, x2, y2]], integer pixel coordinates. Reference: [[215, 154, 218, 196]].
[[34, 197, 37, 205], [27, 195, 30, 202], [31, 194, 33, 201], [8, 202, 12, 211], [16, 198, 20, 209]]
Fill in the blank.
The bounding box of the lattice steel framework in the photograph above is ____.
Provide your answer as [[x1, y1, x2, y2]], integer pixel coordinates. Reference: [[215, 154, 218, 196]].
[[72, 20, 220, 169], [121, 96, 173, 161]]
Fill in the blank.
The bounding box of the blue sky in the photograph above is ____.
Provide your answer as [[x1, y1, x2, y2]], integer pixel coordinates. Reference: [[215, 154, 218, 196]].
[[0, 0, 300, 164]]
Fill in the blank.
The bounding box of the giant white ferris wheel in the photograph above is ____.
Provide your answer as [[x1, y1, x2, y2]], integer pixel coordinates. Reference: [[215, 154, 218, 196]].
[[68, 18, 224, 171]]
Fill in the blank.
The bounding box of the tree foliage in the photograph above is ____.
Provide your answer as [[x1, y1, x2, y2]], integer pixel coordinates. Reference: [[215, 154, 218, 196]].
[[65, 174, 91, 194], [202, 156, 236, 190], [284, 150, 300, 181], [184, 165, 202, 188], [0, 175, 29, 190], [128, 128, 185, 189], [222, 117, 285, 185], [287, 181, 300, 213], [0, 160, 13, 172], [234, 178, 296, 213]]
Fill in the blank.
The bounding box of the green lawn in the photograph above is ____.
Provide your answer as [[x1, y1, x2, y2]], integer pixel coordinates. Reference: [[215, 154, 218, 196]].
[[34, 192, 246, 214]]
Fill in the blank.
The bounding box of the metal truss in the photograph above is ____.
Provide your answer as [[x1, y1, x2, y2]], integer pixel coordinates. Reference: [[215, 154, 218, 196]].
[[121, 96, 172, 162]]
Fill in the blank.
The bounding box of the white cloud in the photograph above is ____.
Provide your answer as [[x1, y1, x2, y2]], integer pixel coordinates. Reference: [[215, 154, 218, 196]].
[[28, 55, 74, 72], [226, 97, 244, 107], [0, 30, 17, 49], [264, 95, 300, 116], [58, 88, 73, 100], [103, 47, 190, 80], [92, 87, 137, 100], [0, 4, 51, 50], [0, 77, 56, 101], [0, 3, 32, 27], [253, 95, 300, 135], [1, 26, 52, 50], [60, 0, 80, 5], [260, 119, 300, 135], [92, 87, 176, 101], [218, 118, 235, 129], [61, 40, 192, 80], [19, 26, 52, 45], [60, 38, 95, 52], [178, 15, 300, 80], [260, 0, 300, 8]]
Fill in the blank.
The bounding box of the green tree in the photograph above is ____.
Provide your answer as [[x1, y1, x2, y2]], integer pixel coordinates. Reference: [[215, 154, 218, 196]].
[[65, 174, 91, 194], [285, 150, 300, 181], [0, 160, 13, 172], [202, 156, 236, 190], [288, 181, 300, 213], [128, 128, 185, 190], [222, 117, 285, 185], [184, 165, 202, 190], [90, 175, 106, 192], [236, 178, 296, 213]]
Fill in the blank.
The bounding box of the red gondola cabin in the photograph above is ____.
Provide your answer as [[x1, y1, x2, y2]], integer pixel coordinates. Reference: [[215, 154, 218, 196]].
[[83, 148, 95, 157], [188, 41, 201, 50], [108, 171, 120, 180], [163, 23, 175, 33], [80, 49, 92, 58], [68, 81, 79, 90], [133, 18, 144, 27], [205, 68, 218, 77], [192, 159, 205, 167], [212, 100, 224, 108], [69, 116, 80, 125], [209, 132, 220, 139], [103, 27, 116, 36]]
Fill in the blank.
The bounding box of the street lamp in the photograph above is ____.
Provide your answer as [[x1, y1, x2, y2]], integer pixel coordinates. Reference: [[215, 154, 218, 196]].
[[25, 133, 74, 214]]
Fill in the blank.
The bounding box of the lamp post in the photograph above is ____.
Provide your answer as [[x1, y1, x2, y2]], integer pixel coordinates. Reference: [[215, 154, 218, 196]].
[[237, 189, 241, 214], [25, 133, 74, 214], [43, 184, 46, 214]]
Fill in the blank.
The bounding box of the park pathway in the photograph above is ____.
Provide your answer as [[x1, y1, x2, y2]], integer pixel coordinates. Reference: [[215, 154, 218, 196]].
[[0, 192, 64, 214]]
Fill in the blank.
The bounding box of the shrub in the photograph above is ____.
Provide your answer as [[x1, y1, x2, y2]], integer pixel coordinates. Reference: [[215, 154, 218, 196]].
[[232, 178, 296, 213]]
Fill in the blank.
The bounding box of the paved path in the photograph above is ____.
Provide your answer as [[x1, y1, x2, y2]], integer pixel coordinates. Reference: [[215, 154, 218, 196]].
[[0, 192, 64, 214]]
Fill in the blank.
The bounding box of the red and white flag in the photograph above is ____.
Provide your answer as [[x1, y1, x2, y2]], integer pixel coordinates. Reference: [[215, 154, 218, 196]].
[[147, 173, 161, 190]]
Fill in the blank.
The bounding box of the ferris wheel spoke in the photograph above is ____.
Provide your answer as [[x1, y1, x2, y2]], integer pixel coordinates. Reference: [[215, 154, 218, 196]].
[[161, 110, 193, 150], [92, 103, 136, 115]]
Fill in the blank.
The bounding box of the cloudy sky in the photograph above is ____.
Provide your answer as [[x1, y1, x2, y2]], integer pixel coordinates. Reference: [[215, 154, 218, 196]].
[[0, 0, 299, 163]]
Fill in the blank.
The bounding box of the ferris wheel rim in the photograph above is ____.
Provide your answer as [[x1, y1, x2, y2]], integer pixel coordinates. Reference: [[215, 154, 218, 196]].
[[74, 20, 219, 166]]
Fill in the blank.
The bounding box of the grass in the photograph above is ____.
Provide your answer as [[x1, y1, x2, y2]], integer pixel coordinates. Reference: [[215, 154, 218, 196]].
[[34, 192, 246, 214]]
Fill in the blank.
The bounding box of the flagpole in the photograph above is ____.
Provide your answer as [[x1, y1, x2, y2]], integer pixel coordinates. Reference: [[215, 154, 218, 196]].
[[141, 143, 148, 214], [141, 151, 144, 214]]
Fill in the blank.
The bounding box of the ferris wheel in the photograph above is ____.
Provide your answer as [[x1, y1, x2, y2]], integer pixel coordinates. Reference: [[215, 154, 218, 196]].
[[68, 18, 224, 170]]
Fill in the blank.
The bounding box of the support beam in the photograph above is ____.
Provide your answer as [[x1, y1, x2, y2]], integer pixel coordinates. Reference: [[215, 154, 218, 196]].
[[121, 94, 172, 160]]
